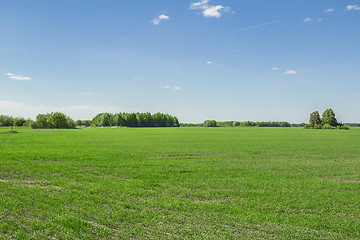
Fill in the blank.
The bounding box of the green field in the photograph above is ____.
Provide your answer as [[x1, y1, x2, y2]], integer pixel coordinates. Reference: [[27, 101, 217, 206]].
[[1, 127, 360, 239]]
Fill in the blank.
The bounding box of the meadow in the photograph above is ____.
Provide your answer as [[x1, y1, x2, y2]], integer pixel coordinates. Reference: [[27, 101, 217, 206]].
[[1, 127, 360, 239]]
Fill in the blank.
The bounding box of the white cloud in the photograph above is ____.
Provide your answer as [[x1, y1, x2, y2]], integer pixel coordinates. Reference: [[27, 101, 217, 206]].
[[346, 5, 360, 11], [174, 86, 181, 90], [82, 92, 93, 95], [190, 0, 209, 9], [9, 75, 32, 80], [151, 14, 170, 25], [158, 14, 169, 20], [4, 73, 14, 76], [0, 100, 125, 120], [151, 19, 160, 25], [325, 8, 334, 13], [207, 61, 215, 64], [283, 70, 297, 75], [303, 18, 311, 22], [272, 67, 280, 71], [190, 1, 230, 18], [161, 85, 170, 89], [203, 5, 225, 18]]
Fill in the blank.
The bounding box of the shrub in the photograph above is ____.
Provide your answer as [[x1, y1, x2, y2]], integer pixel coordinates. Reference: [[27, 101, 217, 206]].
[[338, 125, 349, 130], [322, 124, 335, 129]]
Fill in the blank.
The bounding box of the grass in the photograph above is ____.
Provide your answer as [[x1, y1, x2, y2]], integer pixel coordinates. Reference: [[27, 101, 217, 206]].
[[1, 127, 360, 239]]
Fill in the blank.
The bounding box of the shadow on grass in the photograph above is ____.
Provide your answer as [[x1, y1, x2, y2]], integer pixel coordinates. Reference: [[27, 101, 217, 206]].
[[2, 130, 19, 134]]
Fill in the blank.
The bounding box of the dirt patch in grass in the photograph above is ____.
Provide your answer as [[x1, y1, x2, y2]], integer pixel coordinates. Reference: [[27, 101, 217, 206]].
[[342, 178, 360, 183], [85, 220, 120, 235], [19, 180, 62, 190], [331, 178, 360, 183], [146, 154, 213, 158], [2, 179, 63, 190]]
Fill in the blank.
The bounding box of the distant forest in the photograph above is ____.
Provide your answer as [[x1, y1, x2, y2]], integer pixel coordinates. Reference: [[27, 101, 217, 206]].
[[0, 113, 358, 129], [90, 112, 179, 127], [181, 120, 306, 128], [0, 112, 180, 128]]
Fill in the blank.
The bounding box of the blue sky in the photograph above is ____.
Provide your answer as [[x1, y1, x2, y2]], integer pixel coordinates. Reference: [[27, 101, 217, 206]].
[[1, 0, 359, 123]]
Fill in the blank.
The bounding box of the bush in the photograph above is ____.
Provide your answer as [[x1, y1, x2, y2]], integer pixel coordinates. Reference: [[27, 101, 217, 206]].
[[338, 125, 349, 130], [322, 124, 335, 129]]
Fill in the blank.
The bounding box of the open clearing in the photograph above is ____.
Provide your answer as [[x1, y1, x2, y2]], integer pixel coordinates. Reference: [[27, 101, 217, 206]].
[[1, 127, 360, 239]]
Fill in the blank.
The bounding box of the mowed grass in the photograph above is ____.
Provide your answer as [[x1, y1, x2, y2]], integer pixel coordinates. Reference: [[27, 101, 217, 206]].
[[1, 127, 360, 239]]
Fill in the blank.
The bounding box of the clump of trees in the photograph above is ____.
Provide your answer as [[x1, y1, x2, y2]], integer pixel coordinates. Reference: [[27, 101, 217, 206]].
[[203, 120, 291, 127], [305, 108, 349, 130], [0, 115, 28, 127], [91, 112, 179, 127], [30, 112, 76, 129], [0, 115, 14, 127], [203, 120, 217, 127]]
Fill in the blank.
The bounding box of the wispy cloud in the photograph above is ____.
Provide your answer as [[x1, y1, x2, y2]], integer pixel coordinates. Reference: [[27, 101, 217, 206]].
[[151, 14, 170, 25], [283, 70, 297, 75], [207, 61, 215, 64], [161, 85, 170, 89], [9, 75, 32, 80], [174, 86, 182, 90], [325, 8, 334, 13], [190, 0, 209, 9], [272, 67, 280, 71], [346, 5, 360, 11], [303, 18, 311, 23], [190, 0, 230, 18], [82, 92, 93, 95], [235, 19, 283, 32], [4, 72, 32, 80]]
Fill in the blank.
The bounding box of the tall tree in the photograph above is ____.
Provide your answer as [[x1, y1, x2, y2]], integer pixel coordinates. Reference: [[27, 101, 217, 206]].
[[309, 111, 321, 127], [322, 108, 338, 127]]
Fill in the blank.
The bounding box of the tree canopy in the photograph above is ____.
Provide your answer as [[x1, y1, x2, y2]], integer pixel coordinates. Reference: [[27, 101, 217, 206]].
[[31, 112, 76, 129], [305, 109, 347, 129], [309, 111, 322, 128], [204, 120, 291, 128], [91, 112, 179, 128], [203, 120, 217, 127], [322, 108, 338, 127]]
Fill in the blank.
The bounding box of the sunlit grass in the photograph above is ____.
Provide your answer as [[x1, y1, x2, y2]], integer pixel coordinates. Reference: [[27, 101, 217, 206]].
[[1, 127, 360, 239]]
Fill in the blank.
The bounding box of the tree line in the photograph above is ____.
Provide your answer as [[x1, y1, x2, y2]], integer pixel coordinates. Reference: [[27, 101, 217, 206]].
[[90, 112, 179, 127], [0, 112, 179, 129], [0, 113, 75, 128], [1, 109, 357, 129], [202, 120, 291, 127], [344, 123, 360, 127], [0, 115, 28, 127]]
